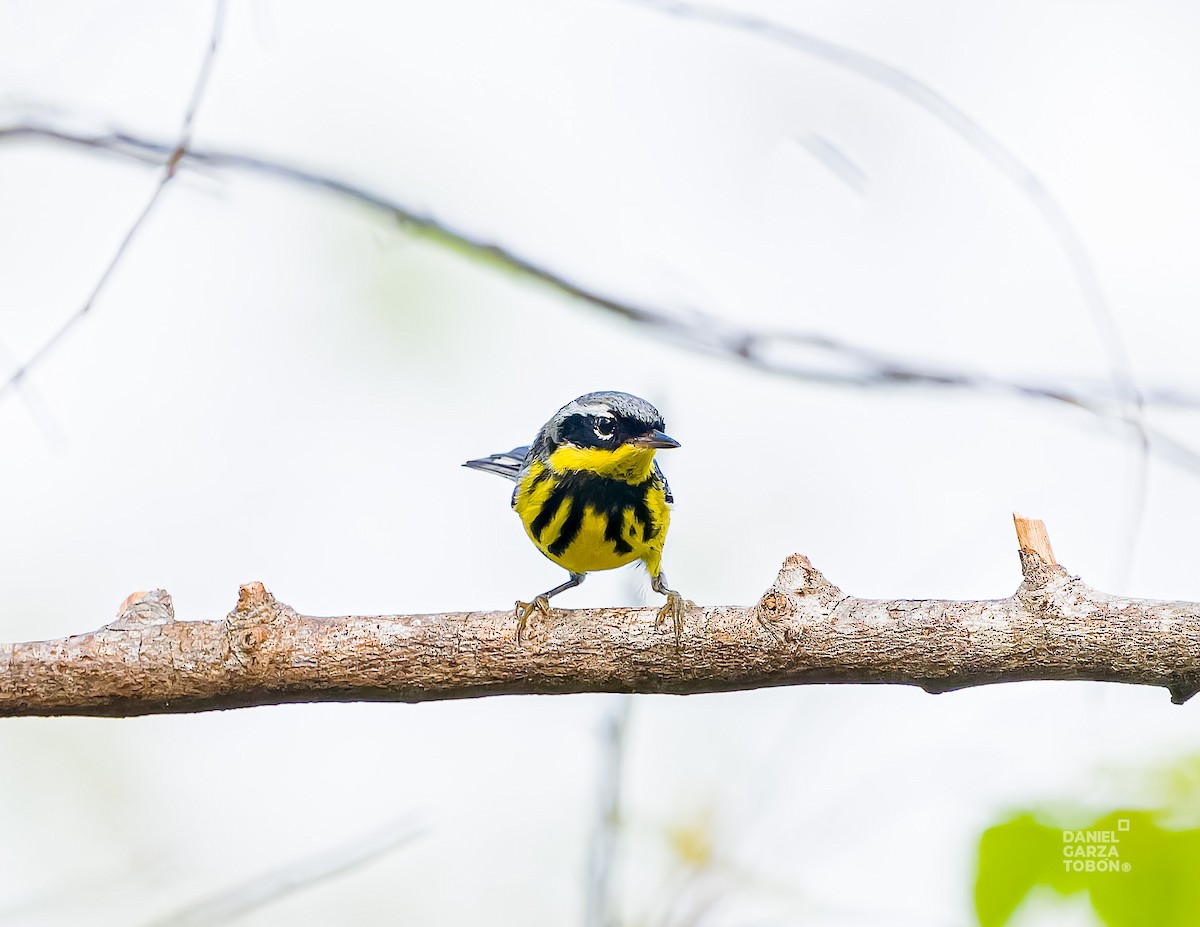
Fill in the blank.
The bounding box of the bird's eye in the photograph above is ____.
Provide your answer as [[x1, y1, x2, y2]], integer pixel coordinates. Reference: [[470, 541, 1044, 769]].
[[593, 417, 616, 439]]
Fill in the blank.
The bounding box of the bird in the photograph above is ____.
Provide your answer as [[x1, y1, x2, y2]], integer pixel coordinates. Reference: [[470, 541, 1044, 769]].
[[463, 391, 685, 645]]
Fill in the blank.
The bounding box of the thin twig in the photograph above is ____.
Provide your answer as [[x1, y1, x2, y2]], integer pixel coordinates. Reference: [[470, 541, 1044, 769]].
[[140, 815, 420, 927], [0, 336, 64, 448], [0, 0, 226, 402], [2, 125, 1197, 412]]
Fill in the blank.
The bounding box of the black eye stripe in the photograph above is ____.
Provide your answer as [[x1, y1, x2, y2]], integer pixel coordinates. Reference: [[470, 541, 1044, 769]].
[[556, 410, 662, 449]]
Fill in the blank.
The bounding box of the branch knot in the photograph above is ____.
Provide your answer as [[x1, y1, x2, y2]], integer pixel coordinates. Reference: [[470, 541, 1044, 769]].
[[753, 554, 844, 641], [1016, 551, 1078, 612], [225, 582, 285, 667], [105, 589, 174, 631], [770, 554, 842, 601], [229, 582, 278, 626]]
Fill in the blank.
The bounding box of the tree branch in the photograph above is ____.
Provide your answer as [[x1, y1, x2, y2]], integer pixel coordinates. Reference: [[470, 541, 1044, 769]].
[[3, 518, 1199, 717], [2, 124, 1198, 429]]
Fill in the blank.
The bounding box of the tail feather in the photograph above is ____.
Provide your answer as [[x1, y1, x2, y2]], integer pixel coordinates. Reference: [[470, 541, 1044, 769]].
[[462, 445, 530, 482]]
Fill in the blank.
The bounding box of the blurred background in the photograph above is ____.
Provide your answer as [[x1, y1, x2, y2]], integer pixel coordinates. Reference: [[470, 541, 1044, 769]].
[[2, 1, 1199, 924]]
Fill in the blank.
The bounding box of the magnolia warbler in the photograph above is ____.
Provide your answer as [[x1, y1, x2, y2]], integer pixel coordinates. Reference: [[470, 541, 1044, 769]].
[[464, 391, 684, 644]]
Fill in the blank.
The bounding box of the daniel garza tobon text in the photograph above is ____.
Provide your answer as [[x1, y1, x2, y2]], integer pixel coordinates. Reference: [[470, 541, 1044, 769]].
[[1061, 824, 1132, 874]]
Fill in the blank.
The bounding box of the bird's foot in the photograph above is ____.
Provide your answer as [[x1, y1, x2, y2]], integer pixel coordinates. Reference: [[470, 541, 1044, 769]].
[[655, 589, 686, 651], [514, 595, 551, 644]]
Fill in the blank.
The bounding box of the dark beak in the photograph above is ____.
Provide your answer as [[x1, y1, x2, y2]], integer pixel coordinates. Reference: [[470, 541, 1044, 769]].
[[629, 429, 680, 449]]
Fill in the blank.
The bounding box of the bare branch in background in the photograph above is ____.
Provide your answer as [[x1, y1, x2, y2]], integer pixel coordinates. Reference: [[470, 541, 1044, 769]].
[[0, 0, 226, 403], [5, 517, 1200, 717], [140, 816, 420, 927], [2, 123, 1198, 472]]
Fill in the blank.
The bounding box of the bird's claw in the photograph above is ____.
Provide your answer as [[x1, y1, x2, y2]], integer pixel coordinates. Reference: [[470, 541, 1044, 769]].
[[514, 595, 551, 643], [655, 589, 686, 651]]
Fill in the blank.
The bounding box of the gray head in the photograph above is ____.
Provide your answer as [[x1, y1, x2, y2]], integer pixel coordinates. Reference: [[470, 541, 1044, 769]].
[[533, 391, 679, 456]]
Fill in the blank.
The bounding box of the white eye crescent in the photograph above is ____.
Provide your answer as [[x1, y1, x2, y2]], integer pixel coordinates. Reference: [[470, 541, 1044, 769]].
[[593, 417, 616, 439]]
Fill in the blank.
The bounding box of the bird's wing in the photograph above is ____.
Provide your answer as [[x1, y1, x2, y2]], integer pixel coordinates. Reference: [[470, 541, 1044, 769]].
[[462, 445, 531, 482], [655, 460, 674, 504]]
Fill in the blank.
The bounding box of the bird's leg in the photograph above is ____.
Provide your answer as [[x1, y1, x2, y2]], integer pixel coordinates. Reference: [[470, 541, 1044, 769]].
[[652, 571, 685, 650], [515, 572, 585, 643]]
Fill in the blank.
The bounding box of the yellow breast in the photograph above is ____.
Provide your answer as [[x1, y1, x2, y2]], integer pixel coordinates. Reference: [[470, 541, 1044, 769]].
[[512, 454, 670, 576]]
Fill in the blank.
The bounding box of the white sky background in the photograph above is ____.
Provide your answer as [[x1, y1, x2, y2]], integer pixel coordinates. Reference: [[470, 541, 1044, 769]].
[[1, 1, 1199, 924]]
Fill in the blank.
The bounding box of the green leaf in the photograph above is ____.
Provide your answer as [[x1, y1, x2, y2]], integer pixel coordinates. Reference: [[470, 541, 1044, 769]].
[[974, 757, 1200, 927], [974, 813, 1061, 927]]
